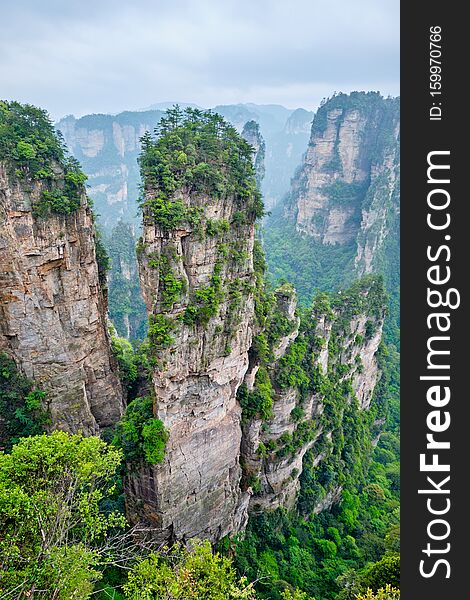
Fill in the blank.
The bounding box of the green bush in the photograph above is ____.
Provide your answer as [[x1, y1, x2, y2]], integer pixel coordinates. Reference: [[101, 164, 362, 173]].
[[356, 586, 400, 600], [359, 554, 400, 592], [139, 106, 264, 224], [110, 331, 138, 390], [206, 218, 230, 236], [148, 252, 185, 309], [113, 397, 168, 465], [141, 419, 169, 464], [0, 353, 49, 449], [238, 367, 274, 421], [124, 540, 257, 599], [148, 314, 175, 347], [0, 431, 125, 598], [146, 196, 203, 231], [0, 101, 87, 217], [183, 261, 224, 326]]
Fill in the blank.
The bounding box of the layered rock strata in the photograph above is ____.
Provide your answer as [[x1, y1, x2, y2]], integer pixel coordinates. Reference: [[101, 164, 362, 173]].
[[127, 192, 257, 542], [0, 163, 123, 434], [288, 92, 400, 272], [241, 280, 385, 514]]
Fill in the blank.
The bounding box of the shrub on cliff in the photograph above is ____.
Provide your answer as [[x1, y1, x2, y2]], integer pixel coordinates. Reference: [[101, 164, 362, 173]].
[[0, 100, 66, 176], [113, 396, 169, 465], [139, 106, 264, 224], [0, 352, 49, 449], [0, 100, 87, 215]]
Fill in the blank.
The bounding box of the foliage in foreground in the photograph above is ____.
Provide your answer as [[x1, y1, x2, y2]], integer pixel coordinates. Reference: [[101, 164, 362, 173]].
[[0, 431, 322, 600], [356, 585, 400, 600], [0, 431, 125, 598], [124, 540, 257, 599]]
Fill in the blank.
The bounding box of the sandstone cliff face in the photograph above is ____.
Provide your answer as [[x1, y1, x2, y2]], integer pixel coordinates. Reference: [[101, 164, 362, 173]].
[[289, 92, 399, 271], [240, 286, 307, 513], [0, 163, 123, 434], [242, 121, 266, 188], [284, 108, 314, 136], [241, 279, 385, 515], [127, 187, 257, 542], [122, 109, 387, 544]]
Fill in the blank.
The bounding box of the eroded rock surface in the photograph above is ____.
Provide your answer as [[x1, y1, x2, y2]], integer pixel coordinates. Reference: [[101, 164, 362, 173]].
[[288, 93, 400, 272], [0, 164, 123, 434], [127, 186, 257, 542]]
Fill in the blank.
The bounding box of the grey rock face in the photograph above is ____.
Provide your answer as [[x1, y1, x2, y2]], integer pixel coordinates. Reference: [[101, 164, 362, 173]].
[[289, 93, 400, 273], [241, 282, 385, 514], [0, 164, 123, 434], [242, 120, 266, 187], [126, 189, 257, 543]]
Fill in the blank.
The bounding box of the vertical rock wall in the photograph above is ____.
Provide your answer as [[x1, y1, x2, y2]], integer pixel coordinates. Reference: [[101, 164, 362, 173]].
[[240, 279, 385, 515], [126, 187, 257, 542], [0, 164, 123, 434], [288, 92, 400, 273]]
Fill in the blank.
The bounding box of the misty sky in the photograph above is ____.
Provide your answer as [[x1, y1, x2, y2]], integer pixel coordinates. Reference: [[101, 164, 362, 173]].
[[1, 0, 399, 120]]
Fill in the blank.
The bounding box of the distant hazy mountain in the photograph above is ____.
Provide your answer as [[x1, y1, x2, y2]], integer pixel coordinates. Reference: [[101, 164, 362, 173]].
[[56, 102, 313, 228], [141, 101, 201, 111], [57, 109, 165, 227]]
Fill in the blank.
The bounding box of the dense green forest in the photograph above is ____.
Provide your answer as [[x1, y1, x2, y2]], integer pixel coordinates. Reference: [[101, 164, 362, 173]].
[[228, 276, 400, 600]]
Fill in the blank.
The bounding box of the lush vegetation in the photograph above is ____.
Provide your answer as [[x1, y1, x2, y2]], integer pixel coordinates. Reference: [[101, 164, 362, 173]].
[[232, 417, 399, 600], [0, 101, 68, 177], [182, 260, 224, 326], [148, 313, 176, 348], [256, 93, 400, 599], [0, 432, 267, 600], [228, 277, 399, 600], [238, 366, 275, 422], [0, 100, 87, 215], [148, 250, 186, 310], [0, 353, 49, 450], [0, 431, 125, 598], [113, 396, 169, 465], [107, 221, 148, 341], [109, 324, 139, 392], [124, 540, 257, 599], [356, 586, 400, 600], [0, 99, 400, 599], [139, 106, 264, 222], [263, 209, 358, 301]]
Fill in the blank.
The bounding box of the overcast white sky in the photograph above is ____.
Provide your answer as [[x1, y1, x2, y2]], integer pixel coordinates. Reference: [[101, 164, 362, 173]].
[[0, 0, 399, 120]]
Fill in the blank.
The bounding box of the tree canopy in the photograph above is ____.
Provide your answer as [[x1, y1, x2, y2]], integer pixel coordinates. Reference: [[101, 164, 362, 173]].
[[0, 431, 125, 598], [139, 106, 264, 227]]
